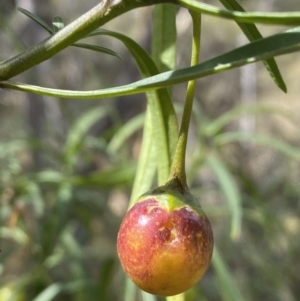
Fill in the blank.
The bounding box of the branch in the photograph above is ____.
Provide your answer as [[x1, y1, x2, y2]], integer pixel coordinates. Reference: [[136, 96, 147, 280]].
[[0, 0, 174, 80]]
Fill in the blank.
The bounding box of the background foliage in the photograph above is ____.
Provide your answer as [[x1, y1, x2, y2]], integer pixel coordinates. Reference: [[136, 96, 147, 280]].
[[1, 0, 300, 301]]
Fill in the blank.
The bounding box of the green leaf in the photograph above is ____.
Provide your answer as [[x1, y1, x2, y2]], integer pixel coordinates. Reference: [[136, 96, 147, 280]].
[[204, 103, 297, 137], [212, 247, 244, 301], [32, 284, 63, 301], [214, 132, 300, 160], [152, 4, 177, 73], [70, 163, 135, 188], [97, 257, 116, 301], [107, 113, 145, 154], [0, 139, 41, 157], [31, 280, 89, 301], [52, 16, 64, 33], [61, 224, 83, 257], [17, 7, 53, 34], [24, 181, 44, 217], [5, 28, 300, 98], [63, 106, 111, 172], [129, 109, 157, 206], [151, 4, 178, 182], [34, 170, 66, 183], [218, 0, 286, 92], [72, 43, 122, 59], [146, 91, 177, 184], [0, 227, 29, 245], [206, 154, 242, 239]]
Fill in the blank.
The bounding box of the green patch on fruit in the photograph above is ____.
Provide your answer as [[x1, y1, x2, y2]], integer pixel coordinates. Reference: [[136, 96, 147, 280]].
[[135, 178, 206, 219]]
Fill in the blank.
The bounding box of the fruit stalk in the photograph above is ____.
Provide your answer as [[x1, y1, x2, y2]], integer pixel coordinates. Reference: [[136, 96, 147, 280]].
[[168, 10, 201, 188]]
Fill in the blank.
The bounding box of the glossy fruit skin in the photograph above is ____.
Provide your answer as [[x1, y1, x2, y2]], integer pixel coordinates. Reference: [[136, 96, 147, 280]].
[[117, 188, 213, 296]]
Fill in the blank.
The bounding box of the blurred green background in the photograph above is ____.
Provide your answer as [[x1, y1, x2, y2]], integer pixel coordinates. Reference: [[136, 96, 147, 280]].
[[1, 1, 300, 300]]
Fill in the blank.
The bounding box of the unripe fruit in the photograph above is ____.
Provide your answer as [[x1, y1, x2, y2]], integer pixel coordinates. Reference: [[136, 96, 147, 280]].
[[117, 180, 213, 296]]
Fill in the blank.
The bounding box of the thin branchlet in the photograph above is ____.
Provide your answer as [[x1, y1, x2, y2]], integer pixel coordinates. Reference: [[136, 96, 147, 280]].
[[168, 11, 201, 188]]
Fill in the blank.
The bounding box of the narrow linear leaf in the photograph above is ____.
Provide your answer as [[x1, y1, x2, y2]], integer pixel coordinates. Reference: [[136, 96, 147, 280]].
[[61, 224, 83, 257], [146, 92, 176, 184], [108, 113, 145, 154], [33, 170, 66, 183], [129, 110, 157, 206], [206, 154, 242, 239], [86, 30, 158, 76], [0, 139, 41, 157], [72, 43, 122, 59], [0, 227, 29, 245], [218, 0, 286, 91], [25, 182, 44, 217], [152, 4, 177, 73], [63, 280, 89, 293], [151, 5, 178, 182], [98, 258, 116, 300], [204, 103, 297, 137], [70, 164, 136, 188], [17, 7, 53, 34], [31, 280, 89, 301], [212, 247, 244, 301], [31, 284, 63, 301], [4, 28, 300, 98], [64, 106, 110, 171], [85, 136, 108, 152], [215, 132, 300, 160]]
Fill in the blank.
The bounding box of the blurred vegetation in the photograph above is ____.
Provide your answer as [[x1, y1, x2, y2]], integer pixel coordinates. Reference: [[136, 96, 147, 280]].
[[1, 0, 300, 301]]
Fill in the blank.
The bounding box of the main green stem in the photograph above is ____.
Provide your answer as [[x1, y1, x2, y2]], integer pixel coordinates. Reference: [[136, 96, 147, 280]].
[[168, 11, 201, 188]]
